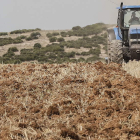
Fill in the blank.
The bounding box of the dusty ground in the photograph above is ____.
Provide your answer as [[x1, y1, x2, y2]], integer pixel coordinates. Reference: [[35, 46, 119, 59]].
[[0, 61, 140, 139]]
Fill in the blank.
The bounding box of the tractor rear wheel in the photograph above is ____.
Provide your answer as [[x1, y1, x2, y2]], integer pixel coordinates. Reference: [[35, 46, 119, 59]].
[[108, 40, 123, 64]]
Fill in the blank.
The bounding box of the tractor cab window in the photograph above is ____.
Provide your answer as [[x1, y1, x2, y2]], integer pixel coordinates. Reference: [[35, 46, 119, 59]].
[[123, 9, 140, 27]]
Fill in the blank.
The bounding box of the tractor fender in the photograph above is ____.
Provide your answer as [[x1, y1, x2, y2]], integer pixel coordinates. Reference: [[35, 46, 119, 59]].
[[107, 27, 122, 42]]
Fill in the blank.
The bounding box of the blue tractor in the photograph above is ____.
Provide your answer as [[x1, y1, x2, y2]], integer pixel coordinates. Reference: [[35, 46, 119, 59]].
[[107, 2, 140, 63]]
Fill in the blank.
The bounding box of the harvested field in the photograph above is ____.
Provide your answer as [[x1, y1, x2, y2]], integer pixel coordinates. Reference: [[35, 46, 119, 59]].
[[0, 61, 140, 139]]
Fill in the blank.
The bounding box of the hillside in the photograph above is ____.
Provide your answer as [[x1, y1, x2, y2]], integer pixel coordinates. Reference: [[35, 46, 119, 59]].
[[0, 23, 112, 64], [0, 61, 140, 139]]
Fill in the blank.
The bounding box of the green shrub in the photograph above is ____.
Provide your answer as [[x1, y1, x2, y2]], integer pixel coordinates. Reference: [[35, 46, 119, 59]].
[[16, 35, 26, 40], [46, 45, 64, 52], [66, 51, 75, 58], [89, 48, 101, 56], [48, 53, 57, 59], [26, 32, 41, 41], [26, 37, 32, 41], [20, 49, 33, 54], [86, 55, 100, 62], [3, 51, 15, 58], [46, 33, 52, 38], [91, 35, 106, 44], [76, 52, 81, 55], [81, 52, 90, 56], [67, 31, 73, 37], [70, 59, 77, 63], [78, 57, 85, 62], [0, 32, 8, 36], [31, 32, 41, 38], [52, 32, 59, 36], [8, 47, 18, 52], [60, 32, 67, 37], [72, 26, 81, 31], [63, 23, 107, 37], [0, 37, 23, 46], [10, 28, 41, 34], [0, 57, 3, 63], [57, 37, 65, 42], [49, 37, 57, 42], [34, 43, 42, 49], [16, 54, 35, 61], [13, 39, 23, 44], [0, 38, 13, 46], [37, 56, 48, 62]]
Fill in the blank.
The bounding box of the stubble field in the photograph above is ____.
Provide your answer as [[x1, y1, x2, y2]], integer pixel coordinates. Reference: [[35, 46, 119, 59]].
[[0, 61, 140, 140]]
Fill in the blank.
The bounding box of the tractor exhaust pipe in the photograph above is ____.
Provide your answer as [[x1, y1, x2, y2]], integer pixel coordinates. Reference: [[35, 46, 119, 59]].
[[120, 2, 123, 11], [120, 2, 128, 31]]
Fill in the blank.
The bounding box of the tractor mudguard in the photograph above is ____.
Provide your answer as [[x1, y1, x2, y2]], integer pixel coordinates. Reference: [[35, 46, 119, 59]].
[[107, 27, 122, 42]]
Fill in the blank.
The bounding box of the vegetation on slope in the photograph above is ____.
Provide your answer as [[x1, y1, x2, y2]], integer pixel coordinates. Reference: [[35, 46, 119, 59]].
[[47, 23, 107, 37], [0, 32, 8, 36], [10, 28, 41, 34], [0, 37, 23, 46], [0, 23, 108, 64]]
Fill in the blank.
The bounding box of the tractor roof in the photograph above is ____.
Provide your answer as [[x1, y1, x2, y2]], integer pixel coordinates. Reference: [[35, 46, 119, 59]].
[[117, 5, 140, 9]]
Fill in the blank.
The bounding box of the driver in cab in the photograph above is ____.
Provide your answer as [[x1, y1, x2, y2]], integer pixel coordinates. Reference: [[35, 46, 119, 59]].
[[129, 12, 140, 24]]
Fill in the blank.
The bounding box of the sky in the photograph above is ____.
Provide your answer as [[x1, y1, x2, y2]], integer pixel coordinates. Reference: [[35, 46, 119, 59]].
[[0, 0, 139, 32]]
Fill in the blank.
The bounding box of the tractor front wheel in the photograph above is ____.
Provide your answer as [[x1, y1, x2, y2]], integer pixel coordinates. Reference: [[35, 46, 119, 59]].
[[108, 40, 123, 64]]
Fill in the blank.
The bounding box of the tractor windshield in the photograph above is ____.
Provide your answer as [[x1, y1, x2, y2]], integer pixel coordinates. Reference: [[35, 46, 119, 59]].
[[123, 9, 140, 27]]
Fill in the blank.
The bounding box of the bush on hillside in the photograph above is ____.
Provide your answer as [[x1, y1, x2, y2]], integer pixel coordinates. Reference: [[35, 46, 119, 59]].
[[78, 57, 85, 62], [3, 51, 15, 58], [0, 37, 23, 46], [49, 37, 57, 42], [57, 37, 65, 42], [16, 35, 26, 40], [46, 33, 52, 38], [60, 32, 67, 37], [10, 28, 41, 34], [34, 43, 42, 49], [26, 37, 32, 41], [46, 45, 64, 52], [26, 32, 41, 41], [20, 49, 33, 55], [86, 56, 100, 62], [72, 26, 81, 31], [8, 47, 18, 52], [66, 51, 75, 58], [13, 39, 23, 44], [31, 32, 41, 38], [0, 32, 8, 36], [52, 32, 59, 36]]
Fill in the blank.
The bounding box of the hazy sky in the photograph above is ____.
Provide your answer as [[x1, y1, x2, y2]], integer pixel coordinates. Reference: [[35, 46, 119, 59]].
[[0, 0, 139, 32]]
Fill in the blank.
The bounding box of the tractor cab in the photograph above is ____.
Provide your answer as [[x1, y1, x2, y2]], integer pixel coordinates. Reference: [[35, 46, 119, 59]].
[[123, 9, 140, 27], [117, 4, 140, 46]]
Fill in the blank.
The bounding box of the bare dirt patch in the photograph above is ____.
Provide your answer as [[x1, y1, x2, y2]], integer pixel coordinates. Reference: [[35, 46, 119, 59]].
[[64, 46, 91, 53]]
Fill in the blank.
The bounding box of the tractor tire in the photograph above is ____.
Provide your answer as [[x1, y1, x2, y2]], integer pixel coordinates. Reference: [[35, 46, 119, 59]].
[[108, 40, 123, 64]]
